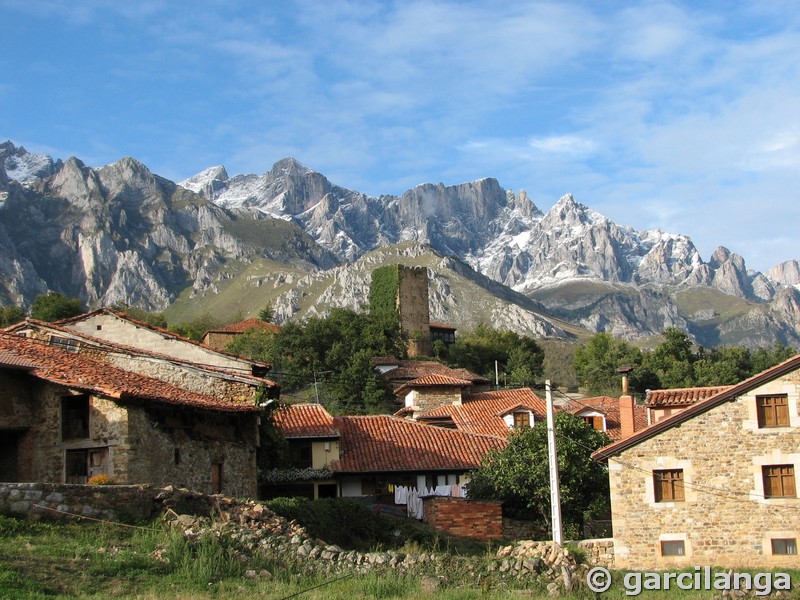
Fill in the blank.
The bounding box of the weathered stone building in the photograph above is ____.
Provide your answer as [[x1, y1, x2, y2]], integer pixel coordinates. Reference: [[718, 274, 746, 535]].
[[0, 333, 260, 498], [593, 353, 800, 569]]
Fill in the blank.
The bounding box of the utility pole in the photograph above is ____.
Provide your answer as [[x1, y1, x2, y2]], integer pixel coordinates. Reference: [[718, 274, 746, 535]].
[[495, 360, 499, 387], [545, 380, 563, 544]]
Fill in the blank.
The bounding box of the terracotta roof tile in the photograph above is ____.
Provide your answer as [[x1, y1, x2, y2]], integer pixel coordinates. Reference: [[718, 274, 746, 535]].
[[645, 386, 733, 407], [594, 353, 800, 461], [563, 396, 648, 440], [0, 333, 258, 413], [331, 415, 506, 473], [7, 319, 278, 388], [273, 403, 339, 438], [55, 308, 271, 367], [375, 358, 489, 384], [417, 388, 546, 437]]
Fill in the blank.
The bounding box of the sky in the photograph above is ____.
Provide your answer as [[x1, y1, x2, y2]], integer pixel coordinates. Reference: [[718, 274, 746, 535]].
[[1, 1, 799, 273]]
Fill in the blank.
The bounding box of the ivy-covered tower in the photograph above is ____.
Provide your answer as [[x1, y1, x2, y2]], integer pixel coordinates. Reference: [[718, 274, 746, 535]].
[[370, 264, 432, 357]]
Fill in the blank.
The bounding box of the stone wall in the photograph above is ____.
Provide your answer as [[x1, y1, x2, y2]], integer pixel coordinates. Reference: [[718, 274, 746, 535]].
[[397, 266, 432, 357], [0, 374, 258, 498], [422, 496, 503, 540], [609, 368, 800, 569], [576, 538, 615, 568], [0, 482, 156, 521]]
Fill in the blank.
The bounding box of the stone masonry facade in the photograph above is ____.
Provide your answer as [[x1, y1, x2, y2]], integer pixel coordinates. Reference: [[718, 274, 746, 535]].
[[608, 368, 800, 569]]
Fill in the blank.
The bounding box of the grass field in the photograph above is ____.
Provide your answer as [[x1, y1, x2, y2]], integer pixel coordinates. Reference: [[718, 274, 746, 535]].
[[2, 514, 798, 599]]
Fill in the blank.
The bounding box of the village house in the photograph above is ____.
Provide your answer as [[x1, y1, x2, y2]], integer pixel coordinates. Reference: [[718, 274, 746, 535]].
[[399, 385, 547, 437], [54, 308, 272, 376], [373, 357, 490, 393], [563, 395, 649, 441], [201, 318, 280, 351], [0, 332, 260, 498], [645, 385, 732, 424], [593, 353, 800, 569], [267, 403, 340, 500], [269, 403, 506, 502], [5, 317, 280, 404]]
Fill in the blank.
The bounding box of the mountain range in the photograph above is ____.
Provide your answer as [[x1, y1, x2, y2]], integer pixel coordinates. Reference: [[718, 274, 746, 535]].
[[2, 140, 799, 349]]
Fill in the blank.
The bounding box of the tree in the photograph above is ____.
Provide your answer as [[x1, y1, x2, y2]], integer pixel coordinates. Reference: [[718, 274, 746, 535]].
[[235, 307, 408, 414], [573, 333, 651, 396], [258, 303, 275, 323], [643, 328, 698, 388], [109, 303, 168, 328], [0, 305, 25, 327], [443, 324, 544, 385], [466, 412, 611, 535], [30, 292, 83, 322]]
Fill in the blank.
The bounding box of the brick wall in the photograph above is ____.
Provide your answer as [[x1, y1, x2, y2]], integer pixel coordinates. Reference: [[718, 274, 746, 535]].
[[422, 496, 503, 540]]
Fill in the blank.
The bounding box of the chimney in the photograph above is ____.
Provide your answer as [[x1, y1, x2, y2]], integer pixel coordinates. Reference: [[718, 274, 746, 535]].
[[617, 365, 635, 439]]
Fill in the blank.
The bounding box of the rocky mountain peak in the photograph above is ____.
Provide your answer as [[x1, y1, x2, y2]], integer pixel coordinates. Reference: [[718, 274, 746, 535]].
[[178, 165, 230, 200], [0, 140, 63, 184], [767, 260, 800, 288]]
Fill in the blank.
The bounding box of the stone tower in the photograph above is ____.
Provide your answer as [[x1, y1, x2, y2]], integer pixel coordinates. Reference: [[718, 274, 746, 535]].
[[397, 265, 432, 357]]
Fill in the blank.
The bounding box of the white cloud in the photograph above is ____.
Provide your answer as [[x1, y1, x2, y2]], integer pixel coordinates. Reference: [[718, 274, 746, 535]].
[[529, 135, 597, 155]]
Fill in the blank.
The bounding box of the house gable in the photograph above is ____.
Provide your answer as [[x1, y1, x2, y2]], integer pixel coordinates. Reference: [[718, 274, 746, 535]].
[[594, 353, 800, 569]]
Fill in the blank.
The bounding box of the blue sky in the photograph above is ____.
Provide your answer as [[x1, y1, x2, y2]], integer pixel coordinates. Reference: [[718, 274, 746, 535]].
[[2, 1, 799, 273]]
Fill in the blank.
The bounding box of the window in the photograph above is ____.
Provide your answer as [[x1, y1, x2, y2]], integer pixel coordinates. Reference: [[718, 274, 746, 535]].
[[757, 395, 790, 428], [211, 463, 223, 494], [513, 412, 530, 428], [48, 335, 79, 353], [61, 395, 90, 440], [763, 465, 796, 498], [661, 540, 685, 556], [654, 469, 685, 502], [582, 415, 604, 431], [771, 538, 797, 555]]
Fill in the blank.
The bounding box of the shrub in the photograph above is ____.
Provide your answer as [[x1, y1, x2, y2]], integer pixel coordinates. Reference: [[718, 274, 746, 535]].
[[87, 474, 115, 485]]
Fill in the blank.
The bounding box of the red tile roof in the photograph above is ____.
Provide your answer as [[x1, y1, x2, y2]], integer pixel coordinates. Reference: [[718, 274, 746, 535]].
[[394, 374, 474, 396], [55, 308, 271, 368], [207, 319, 280, 334], [273, 403, 339, 438], [7, 318, 278, 388], [0, 348, 37, 369], [429, 322, 456, 331], [563, 396, 648, 440], [374, 358, 489, 385], [593, 353, 800, 461], [415, 388, 546, 437], [331, 415, 506, 473], [0, 333, 259, 413], [645, 385, 733, 407]]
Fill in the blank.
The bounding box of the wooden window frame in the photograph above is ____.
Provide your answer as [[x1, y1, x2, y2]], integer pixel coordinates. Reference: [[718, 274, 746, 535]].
[[660, 540, 685, 556], [582, 415, 604, 431], [771, 538, 797, 555], [654, 469, 685, 502], [513, 411, 530, 428], [763, 465, 796, 499], [757, 395, 790, 428]]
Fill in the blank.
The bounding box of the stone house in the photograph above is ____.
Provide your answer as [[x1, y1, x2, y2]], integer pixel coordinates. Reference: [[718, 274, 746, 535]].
[[55, 308, 272, 376], [202, 318, 280, 351], [593, 353, 800, 569], [0, 332, 260, 498], [6, 318, 280, 405]]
